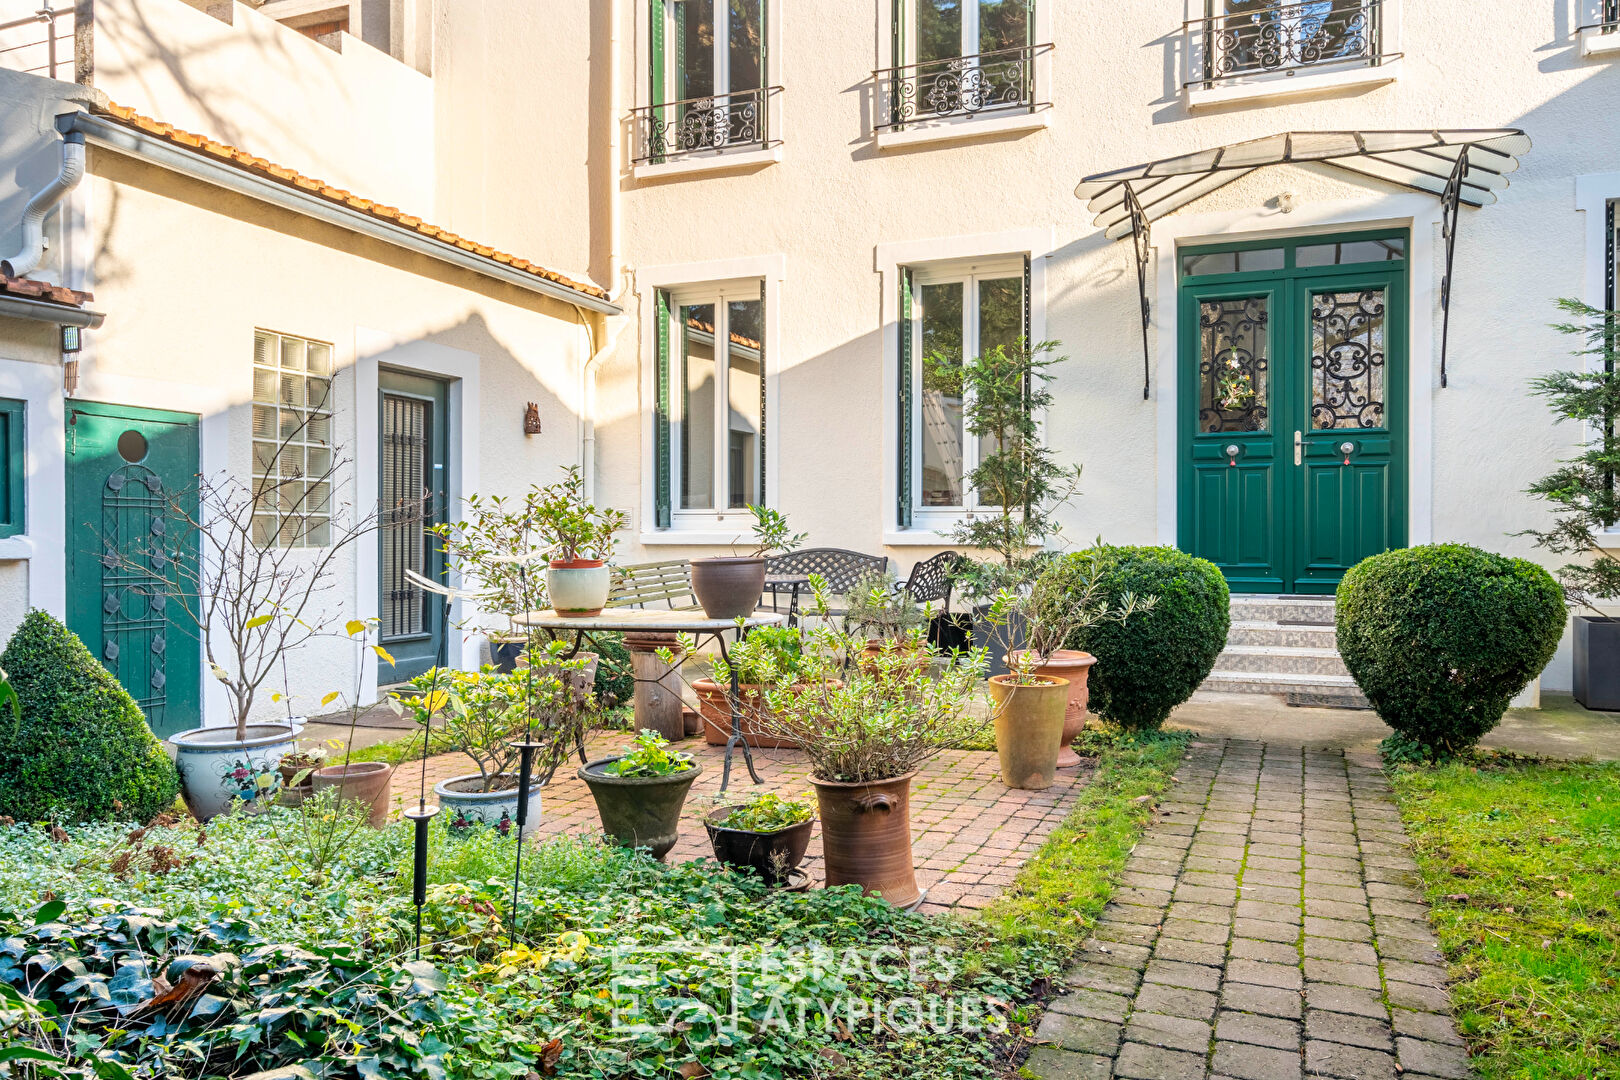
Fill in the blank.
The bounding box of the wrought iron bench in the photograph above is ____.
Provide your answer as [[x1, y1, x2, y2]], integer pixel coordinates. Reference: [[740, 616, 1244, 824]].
[[764, 547, 889, 616], [899, 550, 972, 652]]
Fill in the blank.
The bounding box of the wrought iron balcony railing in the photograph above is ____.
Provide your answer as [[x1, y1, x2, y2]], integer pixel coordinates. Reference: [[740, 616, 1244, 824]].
[[1578, 0, 1620, 33], [1183, 0, 1395, 90], [874, 43, 1052, 133], [632, 85, 782, 165]]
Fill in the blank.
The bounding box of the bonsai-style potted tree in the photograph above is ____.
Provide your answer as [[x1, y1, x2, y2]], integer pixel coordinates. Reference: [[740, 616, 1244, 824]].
[[579, 729, 702, 860], [690, 505, 806, 620], [692, 625, 805, 748], [986, 550, 1154, 786], [703, 791, 815, 886], [1524, 299, 1620, 709], [533, 466, 628, 618], [753, 583, 989, 907]]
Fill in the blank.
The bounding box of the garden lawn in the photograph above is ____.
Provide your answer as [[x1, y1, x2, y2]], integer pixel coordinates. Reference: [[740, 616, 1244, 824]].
[[1389, 754, 1620, 1080]]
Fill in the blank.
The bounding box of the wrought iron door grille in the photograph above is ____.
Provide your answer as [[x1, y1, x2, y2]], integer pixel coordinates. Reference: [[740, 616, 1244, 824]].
[[633, 86, 782, 164], [380, 394, 431, 642], [1184, 0, 1393, 89], [100, 465, 172, 725], [874, 43, 1051, 132]]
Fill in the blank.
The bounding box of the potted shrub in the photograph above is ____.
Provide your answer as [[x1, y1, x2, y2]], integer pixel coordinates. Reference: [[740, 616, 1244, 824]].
[[690, 505, 806, 620], [704, 791, 815, 886], [533, 466, 628, 618], [843, 570, 933, 672], [579, 729, 702, 860], [1524, 299, 1620, 709], [693, 626, 805, 748], [276, 738, 334, 806], [753, 585, 989, 907]]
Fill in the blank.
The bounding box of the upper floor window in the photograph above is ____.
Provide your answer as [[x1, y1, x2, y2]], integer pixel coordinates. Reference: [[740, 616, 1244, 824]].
[[252, 330, 334, 548], [636, 0, 777, 165], [1579, 0, 1620, 56], [878, 0, 1048, 133], [1182, 0, 1397, 105]]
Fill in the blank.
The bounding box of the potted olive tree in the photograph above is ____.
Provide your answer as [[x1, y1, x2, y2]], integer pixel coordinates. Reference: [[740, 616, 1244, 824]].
[[579, 729, 702, 860], [754, 584, 988, 907], [534, 466, 628, 618], [704, 791, 815, 886], [690, 505, 806, 620], [1525, 299, 1620, 710]]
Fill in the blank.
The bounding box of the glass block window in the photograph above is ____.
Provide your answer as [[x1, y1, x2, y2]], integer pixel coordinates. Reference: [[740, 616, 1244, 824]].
[[252, 330, 334, 547]]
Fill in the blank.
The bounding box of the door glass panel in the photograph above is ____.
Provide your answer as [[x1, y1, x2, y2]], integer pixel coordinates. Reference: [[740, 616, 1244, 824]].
[[725, 297, 763, 508], [679, 302, 717, 510], [918, 281, 965, 507], [1311, 289, 1387, 429], [918, 0, 962, 63], [1181, 247, 1285, 276], [1296, 238, 1405, 266], [728, 0, 762, 92], [979, 0, 1027, 53], [1198, 296, 1271, 433], [974, 276, 1023, 507]]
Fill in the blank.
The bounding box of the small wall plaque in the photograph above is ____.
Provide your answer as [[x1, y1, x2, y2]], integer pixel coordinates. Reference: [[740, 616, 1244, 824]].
[[523, 402, 542, 435]]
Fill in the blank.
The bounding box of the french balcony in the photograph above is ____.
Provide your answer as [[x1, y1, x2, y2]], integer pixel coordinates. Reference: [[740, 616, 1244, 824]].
[[1181, 0, 1399, 107], [873, 42, 1052, 143], [631, 85, 782, 177]]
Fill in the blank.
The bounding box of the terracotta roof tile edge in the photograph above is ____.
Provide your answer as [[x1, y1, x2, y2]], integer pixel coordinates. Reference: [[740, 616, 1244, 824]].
[[0, 274, 93, 307]]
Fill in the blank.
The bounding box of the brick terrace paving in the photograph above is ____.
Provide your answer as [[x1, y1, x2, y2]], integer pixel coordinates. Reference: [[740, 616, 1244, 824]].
[[389, 733, 1090, 916], [1028, 738, 1472, 1080]]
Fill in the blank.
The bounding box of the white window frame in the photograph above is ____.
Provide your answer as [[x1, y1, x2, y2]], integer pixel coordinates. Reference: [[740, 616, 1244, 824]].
[[640, 254, 785, 545], [252, 328, 335, 549], [908, 257, 1026, 527], [667, 278, 764, 523], [877, 228, 1051, 546], [1579, 0, 1620, 56]]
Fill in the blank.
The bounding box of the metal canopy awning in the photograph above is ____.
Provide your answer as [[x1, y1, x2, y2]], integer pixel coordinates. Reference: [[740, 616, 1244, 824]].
[[1074, 129, 1531, 396]]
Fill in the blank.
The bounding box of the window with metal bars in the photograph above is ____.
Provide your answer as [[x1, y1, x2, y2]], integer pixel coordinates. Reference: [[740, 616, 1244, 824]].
[[251, 330, 334, 548]]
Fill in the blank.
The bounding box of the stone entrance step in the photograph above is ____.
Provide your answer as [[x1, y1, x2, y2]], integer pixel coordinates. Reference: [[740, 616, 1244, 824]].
[[1203, 595, 1370, 709]]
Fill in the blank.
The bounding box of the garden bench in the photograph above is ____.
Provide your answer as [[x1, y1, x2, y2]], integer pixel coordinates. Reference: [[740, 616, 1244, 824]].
[[606, 559, 700, 611]]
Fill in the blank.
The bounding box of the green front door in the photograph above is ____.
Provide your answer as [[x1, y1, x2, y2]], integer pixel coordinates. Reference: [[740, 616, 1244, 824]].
[[1178, 231, 1408, 594], [378, 370, 450, 683], [65, 402, 202, 736]]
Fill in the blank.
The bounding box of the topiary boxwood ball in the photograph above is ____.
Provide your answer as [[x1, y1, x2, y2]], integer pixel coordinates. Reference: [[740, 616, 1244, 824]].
[[1065, 546, 1230, 731], [1337, 544, 1566, 759], [0, 610, 179, 823]]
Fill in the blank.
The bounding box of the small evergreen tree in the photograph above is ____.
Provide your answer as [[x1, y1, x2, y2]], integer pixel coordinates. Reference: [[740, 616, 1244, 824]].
[[1523, 299, 1620, 615], [0, 610, 179, 823]]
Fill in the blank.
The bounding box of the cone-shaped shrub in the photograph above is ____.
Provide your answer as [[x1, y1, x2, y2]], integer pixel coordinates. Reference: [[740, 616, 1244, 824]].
[[0, 610, 178, 823]]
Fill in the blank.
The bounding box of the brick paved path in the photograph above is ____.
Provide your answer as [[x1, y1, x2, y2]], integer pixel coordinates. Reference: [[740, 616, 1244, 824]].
[[1028, 739, 1471, 1080]]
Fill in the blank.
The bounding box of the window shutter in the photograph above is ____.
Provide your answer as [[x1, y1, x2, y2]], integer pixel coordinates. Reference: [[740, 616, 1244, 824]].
[[0, 398, 23, 539], [654, 289, 673, 529], [897, 267, 914, 529], [1022, 254, 1033, 519], [650, 0, 666, 106], [758, 287, 767, 507]]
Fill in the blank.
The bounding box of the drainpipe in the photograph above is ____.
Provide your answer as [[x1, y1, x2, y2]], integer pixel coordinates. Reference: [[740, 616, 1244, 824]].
[[1, 130, 86, 278]]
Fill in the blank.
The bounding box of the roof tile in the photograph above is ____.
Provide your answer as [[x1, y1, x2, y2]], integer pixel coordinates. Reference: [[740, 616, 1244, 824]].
[[1, 273, 93, 308]]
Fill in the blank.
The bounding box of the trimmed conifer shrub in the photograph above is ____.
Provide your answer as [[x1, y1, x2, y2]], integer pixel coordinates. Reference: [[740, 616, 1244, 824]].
[[0, 610, 179, 823]]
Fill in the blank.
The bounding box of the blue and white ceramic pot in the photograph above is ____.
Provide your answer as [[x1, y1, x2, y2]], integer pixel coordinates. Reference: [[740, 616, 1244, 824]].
[[434, 773, 543, 838], [170, 721, 303, 822]]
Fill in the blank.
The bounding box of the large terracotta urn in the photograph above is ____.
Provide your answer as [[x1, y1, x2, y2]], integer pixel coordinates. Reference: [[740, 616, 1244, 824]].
[[1009, 649, 1096, 768], [811, 772, 920, 908]]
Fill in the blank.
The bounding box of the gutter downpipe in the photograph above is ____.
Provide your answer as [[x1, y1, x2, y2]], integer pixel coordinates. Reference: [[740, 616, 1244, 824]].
[[1, 130, 86, 278]]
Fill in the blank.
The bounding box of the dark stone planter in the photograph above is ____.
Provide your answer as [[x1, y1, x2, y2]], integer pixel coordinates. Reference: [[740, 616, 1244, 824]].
[[578, 756, 703, 861], [704, 807, 814, 886], [489, 638, 524, 673], [690, 556, 766, 620], [1573, 615, 1620, 711]]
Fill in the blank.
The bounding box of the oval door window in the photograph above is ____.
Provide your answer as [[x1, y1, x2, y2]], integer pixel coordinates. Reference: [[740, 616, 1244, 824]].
[[117, 429, 148, 463]]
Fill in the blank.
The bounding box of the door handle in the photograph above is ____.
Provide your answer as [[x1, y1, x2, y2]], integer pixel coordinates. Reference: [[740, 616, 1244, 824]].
[[1294, 430, 1302, 467]]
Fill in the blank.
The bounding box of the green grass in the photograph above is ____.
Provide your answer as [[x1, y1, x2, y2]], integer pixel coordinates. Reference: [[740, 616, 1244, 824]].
[[1389, 753, 1620, 1080], [979, 728, 1191, 950]]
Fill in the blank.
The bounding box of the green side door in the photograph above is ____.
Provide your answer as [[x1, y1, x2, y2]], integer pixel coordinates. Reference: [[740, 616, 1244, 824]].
[[378, 370, 450, 683], [65, 402, 202, 736], [1178, 232, 1408, 594]]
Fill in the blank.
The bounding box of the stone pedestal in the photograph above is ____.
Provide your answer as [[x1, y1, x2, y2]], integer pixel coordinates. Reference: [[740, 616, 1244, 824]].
[[623, 632, 687, 741]]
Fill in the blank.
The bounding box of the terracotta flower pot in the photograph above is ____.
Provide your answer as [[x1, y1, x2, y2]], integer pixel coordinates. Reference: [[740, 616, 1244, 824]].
[[690, 556, 766, 620], [546, 558, 611, 617], [859, 639, 930, 676], [578, 756, 703, 861], [988, 674, 1070, 791], [704, 806, 815, 886], [311, 761, 396, 827], [693, 678, 798, 748], [1008, 649, 1097, 768], [811, 772, 920, 908]]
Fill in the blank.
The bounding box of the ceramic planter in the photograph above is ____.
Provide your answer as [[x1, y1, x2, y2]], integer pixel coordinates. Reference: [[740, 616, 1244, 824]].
[[811, 772, 920, 908], [578, 756, 703, 861], [1008, 649, 1097, 768], [546, 559, 611, 617], [489, 635, 526, 673], [434, 773, 543, 837], [988, 674, 1070, 790], [170, 721, 304, 821], [690, 556, 766, 620], [704, 806, 814, 886], [859, 639, 930, 676], [693, 678, 798, 748], [311, 761, 396, 827], [1573, 615, 1620, 711]]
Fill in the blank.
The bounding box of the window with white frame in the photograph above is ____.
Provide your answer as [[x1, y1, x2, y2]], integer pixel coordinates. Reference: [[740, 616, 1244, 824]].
[[653, 280, 765, 526], [898, 257, 1027, 523], [880, 0, 1041, 131], [251, 329, 334, 548], [638, 0, 771, 163]]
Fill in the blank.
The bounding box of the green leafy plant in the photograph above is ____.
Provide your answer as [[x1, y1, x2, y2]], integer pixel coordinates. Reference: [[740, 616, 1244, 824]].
[[1064, 546, 1230, 731], [842, 569, 932, 643], [736, 504, 806, 558], [532, 465, 627, 563], [0, 611, 178, 824], [1521, 298, 1620, 616], [709, 625, 803, 686], [717, 791, 813, 833], [1337, 544, 1566, 760], [601, 729, 694, 777], [985, 544, 1156, 684], [0, 665, 18, 729], [430, 486, 555, 631]]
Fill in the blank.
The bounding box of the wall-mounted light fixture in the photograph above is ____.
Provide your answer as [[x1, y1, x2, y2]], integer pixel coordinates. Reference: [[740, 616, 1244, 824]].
[[60, 323, 82, 395], [523, 402, 542, 435]]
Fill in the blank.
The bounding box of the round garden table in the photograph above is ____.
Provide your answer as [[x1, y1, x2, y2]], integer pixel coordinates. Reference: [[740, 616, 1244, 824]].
[[511, 607, 786, 792]]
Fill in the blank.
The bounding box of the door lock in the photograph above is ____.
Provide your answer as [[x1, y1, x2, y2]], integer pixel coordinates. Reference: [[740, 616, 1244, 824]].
[[1293, 430, 1302, 466], [1225, 444, 1240, 467], [1339, 441, 1354, 465]]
